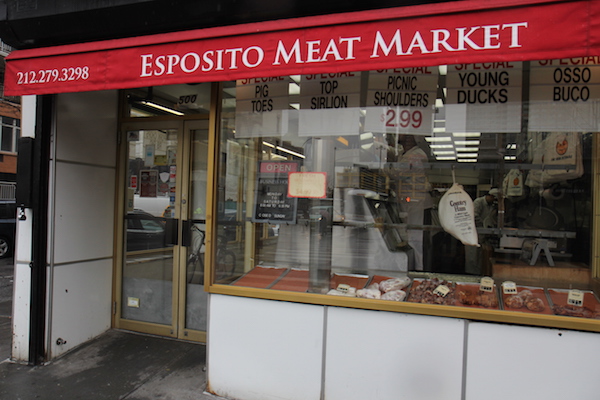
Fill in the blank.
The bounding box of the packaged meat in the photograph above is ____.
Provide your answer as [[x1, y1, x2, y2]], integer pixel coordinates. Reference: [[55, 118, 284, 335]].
[[457, 290, 477, 306], [381, 290, 406, 302], [357, 288, 382, 299], [504, 295, 524, 309], [476, 292, 499, 308], [501, 286, 551, 314], [518, 289, 534, 300], [406, 278, 456, 306], [457, 288, 498, 308], [525, 297, 546, 312], [379, 277, 411, 293], [552, 304, 597, 318], [326, 288, 357, 297], [438, 182, 479, 247], [547, 289, 600, 319]]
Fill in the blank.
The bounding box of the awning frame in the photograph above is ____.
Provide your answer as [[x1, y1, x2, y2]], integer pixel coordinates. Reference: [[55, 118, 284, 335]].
[[4, 0, 599, 96]]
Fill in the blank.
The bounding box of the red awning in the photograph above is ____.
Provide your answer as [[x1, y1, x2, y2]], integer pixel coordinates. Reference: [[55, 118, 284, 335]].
[[4, 0, 600, 96]]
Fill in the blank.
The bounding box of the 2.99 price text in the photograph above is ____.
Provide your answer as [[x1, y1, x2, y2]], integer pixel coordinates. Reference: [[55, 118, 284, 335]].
[[16, 66, 90, 85], [380, 108, 423, 129]]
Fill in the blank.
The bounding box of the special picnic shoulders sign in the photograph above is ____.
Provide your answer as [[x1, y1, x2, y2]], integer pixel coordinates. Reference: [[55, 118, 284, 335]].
[[5, 0, 598, 96]]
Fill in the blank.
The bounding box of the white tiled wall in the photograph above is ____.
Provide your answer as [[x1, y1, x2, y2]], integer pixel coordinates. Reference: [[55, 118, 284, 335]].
[[209, 296, 600, 400]]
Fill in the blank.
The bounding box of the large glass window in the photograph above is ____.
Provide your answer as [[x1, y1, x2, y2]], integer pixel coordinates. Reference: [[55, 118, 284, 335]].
[[213, 60, 599, 328]]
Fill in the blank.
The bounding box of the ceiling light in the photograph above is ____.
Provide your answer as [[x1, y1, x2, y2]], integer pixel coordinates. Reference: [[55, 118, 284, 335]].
[[429, 144, 453, 149], [457, 153, 478, 158], [455, 147, 480, 152], [425, 136, 451, 142], [454, 140, 480, 146], [276, 146, 305, 159], [453, 132, 481, 137], [436, 156, 456, 160], [433, 150, 455, 155], [457, 158, 477, 162], [139, 101, 184, 116], [360, 132, 373, 141], [504, 155, 517, 160]]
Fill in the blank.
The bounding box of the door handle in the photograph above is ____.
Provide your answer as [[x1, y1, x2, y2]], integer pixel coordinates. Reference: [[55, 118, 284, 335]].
[[165, 218, 179, 246], [181, 220, 192, 247]]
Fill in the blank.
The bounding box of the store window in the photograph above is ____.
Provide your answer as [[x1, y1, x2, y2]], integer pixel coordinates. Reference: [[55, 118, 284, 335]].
[[0, 116, 19, 153], [213, 59, 599, 328]]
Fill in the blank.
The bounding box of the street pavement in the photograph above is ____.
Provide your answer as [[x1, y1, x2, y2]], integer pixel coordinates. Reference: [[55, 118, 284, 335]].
[[0, 257, 225, 400]]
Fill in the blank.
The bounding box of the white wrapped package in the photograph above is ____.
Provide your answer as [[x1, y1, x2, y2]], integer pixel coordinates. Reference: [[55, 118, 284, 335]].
[[356, 288, 382, 299], [381, 290, 407, 302], [379, 277, 411, 293], [438, 183, 479, 247]]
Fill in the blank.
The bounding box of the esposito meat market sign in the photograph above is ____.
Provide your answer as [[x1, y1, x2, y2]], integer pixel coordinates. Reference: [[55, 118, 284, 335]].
[[4, 0, 600, 96]]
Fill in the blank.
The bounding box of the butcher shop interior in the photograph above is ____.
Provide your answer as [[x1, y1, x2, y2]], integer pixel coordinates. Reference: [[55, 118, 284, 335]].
[[166, 60, 600, 324]]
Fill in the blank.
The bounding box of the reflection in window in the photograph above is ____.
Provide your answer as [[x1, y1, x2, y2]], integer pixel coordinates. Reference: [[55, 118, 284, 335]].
[[214, 61, 598, 322]]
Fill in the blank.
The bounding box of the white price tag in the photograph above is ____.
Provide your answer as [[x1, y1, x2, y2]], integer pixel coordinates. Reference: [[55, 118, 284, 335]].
[[337, 284, 350, 294], [480, 277, 495, 293], [434, 285, 450, 297], [567, 289, 584, 307], [502, 281, 518, 295]]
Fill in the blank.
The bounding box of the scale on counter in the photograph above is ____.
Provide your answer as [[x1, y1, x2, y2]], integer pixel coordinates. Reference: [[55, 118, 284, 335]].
[[520, 238, 557, 266]]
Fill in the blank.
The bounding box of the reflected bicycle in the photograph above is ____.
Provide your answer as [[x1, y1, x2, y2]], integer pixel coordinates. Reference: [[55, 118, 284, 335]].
[[187, 224, 236, 284]]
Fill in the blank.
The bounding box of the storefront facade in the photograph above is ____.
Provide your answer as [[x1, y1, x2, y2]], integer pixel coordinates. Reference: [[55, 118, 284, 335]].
[[4, 0, 600, 398]]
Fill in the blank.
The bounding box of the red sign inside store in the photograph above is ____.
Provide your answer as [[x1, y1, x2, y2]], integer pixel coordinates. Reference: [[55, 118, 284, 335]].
[[4, 0, 600, 96]]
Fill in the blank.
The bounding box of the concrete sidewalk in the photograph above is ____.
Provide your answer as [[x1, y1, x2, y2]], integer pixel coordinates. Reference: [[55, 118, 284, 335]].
[[0, 329, 222, 400]]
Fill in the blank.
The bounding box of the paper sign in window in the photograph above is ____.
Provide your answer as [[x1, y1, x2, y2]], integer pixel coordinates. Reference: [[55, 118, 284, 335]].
[[445, 62, 523, 133], [529, 59, 600, 131], [288, 172, 327, 198]]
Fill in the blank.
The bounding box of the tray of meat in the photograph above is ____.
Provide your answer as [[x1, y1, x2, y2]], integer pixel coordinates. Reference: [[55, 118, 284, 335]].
[[547, 288, 600, 319], [455, 283, 500, 309], [501, 286, 551, 314], [406, 278, 457, 306], [330, 273, 369, 291], [351, 275, 411, 302], [368, 275, 411, 293]]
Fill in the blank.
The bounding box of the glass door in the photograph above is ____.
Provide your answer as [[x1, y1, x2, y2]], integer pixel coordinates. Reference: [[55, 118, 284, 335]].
[[180, 119, 210, 340], [116, 119, 210, 341]]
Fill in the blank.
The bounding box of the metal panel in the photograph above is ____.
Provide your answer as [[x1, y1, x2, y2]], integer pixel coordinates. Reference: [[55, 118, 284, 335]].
[[208, 294, 324, 400], [49, 259, 113, 359], [55, 91, 118, 167], [325, 307, 466, 400], [53, 162, 115, 264], [466, 322, 600, 400]]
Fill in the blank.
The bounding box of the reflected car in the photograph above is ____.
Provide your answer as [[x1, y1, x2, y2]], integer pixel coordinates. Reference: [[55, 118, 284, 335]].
[[126, 209, 169, 251], [0, 200, 16, 258]]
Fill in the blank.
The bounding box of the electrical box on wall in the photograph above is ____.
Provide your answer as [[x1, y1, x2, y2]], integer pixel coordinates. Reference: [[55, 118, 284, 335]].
[[16, 136, 35, 208]]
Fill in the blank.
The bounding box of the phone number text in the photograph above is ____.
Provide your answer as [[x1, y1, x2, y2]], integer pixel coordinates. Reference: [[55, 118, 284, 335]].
[[16, 67, 90, 85]]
